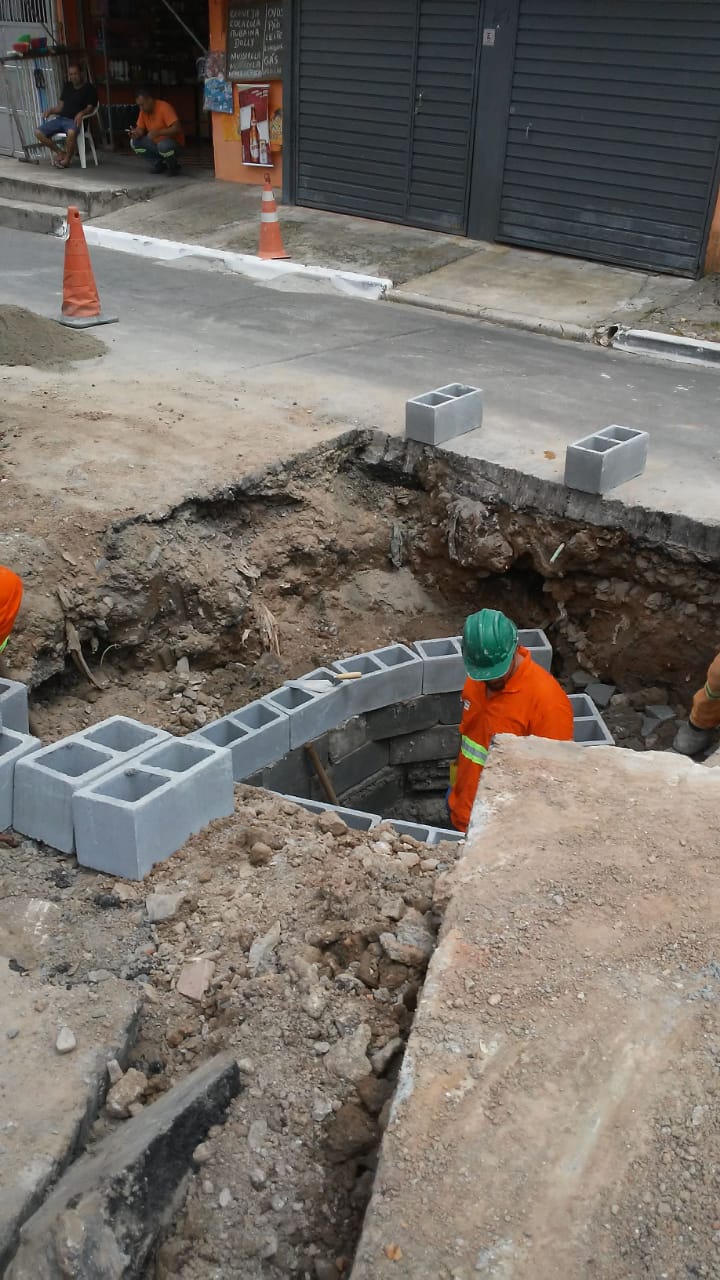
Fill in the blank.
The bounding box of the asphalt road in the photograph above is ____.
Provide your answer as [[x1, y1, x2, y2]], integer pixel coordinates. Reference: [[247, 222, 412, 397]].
[[1, 228, 718, 522]]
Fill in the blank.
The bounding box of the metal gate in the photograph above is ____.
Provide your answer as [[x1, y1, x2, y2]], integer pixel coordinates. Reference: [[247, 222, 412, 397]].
[[0, 0, 59, 157], [295, 0, 481, 233], [497, 0, 720, 275]]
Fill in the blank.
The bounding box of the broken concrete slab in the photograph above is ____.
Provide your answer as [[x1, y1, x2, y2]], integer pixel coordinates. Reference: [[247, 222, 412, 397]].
[[352, 737, 720, 1280], [0, 962, 140, 1273], [5, 1052, 241, 1280]]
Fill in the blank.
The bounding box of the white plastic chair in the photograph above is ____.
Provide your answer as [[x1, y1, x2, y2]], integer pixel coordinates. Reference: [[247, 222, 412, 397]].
[[54, 102, 100, 169]]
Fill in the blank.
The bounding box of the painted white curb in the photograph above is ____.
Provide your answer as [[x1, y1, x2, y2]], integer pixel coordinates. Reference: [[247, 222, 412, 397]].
[[80, 226, 392, 301], [612, 326, 720, 367]]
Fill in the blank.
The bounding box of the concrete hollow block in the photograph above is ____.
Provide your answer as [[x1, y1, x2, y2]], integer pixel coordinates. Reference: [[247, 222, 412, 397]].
[[386, 819, 433, 842], [80, 717, 163, 754], [281, 794, 381, 832], [517, 628, 553, 672], [0, 727, 41, 831], [266, 668, 347, 748], [73, 739, 234, 881], [0, 678, 30, 734], [333, 645, 423, 716], [413, 638, 465, 694], [405, 383, 483, 446], [569, 693, 615, 746], [13, 740, 119, 854], [12, 718, 171, 853], [191, 698, 289, 781], [428, 826, 465, 846], [564, 424, 649, 495]]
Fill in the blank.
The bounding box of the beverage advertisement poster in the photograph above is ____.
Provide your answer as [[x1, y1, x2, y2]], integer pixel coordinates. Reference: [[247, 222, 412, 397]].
[[238, 84, 272, 166]]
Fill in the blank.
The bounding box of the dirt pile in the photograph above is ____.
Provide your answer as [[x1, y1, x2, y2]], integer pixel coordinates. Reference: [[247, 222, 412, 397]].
[[0, 788, 462, 1279], [0, 304, 106, 367]]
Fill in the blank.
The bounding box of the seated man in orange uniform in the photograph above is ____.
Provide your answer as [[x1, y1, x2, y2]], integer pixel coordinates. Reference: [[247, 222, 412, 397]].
[[0, 565, 23, 670], [448, 608, 574, 833]]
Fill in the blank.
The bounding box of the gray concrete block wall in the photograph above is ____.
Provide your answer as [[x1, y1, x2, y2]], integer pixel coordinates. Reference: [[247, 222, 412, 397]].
[[389, 726, 460, 766], [190, 698, 289, 781], [13, 718, 171, 854], [564, 424, 649, 495], [0, 678, 29, 734], [73, 739, 234, 880], [0, 727, 41, 831], [333, 645, 423, 715], [266, 669, 348, 749], [405, 383, 483, 446]]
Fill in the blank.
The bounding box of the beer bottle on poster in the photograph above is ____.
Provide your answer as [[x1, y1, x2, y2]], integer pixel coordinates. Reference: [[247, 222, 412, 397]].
[[249, 106, 260, 162]]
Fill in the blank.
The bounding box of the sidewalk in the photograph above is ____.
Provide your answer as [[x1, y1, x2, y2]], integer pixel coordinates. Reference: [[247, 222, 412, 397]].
[[85, 177, 715, 343]]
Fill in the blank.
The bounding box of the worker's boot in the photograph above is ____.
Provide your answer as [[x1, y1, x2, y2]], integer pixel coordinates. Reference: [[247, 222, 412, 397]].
[[673, 719, 714, 756]]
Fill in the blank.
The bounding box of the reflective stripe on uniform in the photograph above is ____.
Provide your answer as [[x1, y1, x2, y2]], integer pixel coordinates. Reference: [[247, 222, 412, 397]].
[[705, 682, 720, 701], [460, 735, 488, 766], [0, 638, 7, 653]]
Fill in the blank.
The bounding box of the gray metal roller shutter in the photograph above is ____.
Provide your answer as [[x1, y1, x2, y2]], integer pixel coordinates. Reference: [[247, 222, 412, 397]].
[[296, 0, 417, 222], [407, 0, 481, 231], [498, 0, 720, 275]]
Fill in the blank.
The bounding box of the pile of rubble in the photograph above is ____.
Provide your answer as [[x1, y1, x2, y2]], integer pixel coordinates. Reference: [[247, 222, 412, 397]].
[[1, 786, 462, 1278]]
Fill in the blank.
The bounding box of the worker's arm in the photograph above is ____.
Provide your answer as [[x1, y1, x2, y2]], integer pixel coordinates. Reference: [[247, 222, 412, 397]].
[[73, 101, 97, 128], [129, 110, 147, 141], [43, 100, 63, 118], [147, 117, 181, 142]]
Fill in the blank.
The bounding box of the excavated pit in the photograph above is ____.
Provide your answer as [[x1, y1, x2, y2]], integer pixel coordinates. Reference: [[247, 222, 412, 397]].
[[23, 429, 720, 778], [5, 430, 720, 1279]]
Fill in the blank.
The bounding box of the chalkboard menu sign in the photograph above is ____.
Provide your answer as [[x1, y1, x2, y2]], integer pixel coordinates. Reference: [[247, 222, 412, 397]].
[[227, 3, 283, 80]]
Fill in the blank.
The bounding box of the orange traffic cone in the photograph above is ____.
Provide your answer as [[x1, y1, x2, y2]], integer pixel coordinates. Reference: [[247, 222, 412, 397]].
[[58, 207, 117, 328], [258, 173, 289, 261]]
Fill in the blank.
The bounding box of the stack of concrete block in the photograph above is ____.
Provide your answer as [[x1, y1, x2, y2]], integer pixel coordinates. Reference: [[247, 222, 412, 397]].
[[564, 424, 649, 495], [405, 383, 483, 446], [569, 693, 615, 746], [0, 725, 41, 830], [189, 696, 289, 781], [13, 716, 171, 853], [0, 677, 30, 734], [73, 737, 234, 880]]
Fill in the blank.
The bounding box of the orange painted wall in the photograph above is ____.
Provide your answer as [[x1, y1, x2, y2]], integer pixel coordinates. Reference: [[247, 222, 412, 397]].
[[208, 0, 283, 186]]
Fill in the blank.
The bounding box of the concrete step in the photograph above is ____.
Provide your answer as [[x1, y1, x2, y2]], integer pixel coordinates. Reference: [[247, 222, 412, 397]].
[[0, 168, 170, 218], [0, 194, 66, 235]]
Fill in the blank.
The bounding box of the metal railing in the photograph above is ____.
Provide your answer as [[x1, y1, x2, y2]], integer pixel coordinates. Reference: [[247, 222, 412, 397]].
[[0, 0, 53, 21], [0, 50, 65, 158]]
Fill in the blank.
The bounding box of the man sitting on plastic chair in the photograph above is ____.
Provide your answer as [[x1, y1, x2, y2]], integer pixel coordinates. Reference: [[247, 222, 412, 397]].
[[35, 61, 98, 169], [129, 85, 185, 176]]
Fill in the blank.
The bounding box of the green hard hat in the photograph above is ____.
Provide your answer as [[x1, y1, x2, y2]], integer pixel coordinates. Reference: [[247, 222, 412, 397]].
[[462, 608, 518, 682]]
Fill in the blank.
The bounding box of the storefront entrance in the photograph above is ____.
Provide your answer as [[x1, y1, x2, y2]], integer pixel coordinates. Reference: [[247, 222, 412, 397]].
[[294, 0, 482, 234], [82, 0, 211, 159]]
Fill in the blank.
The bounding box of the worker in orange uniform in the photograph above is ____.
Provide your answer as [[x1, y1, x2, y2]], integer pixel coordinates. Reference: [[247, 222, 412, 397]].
[[673, 650, 720, 756], [0, 566, 23, 667], [448, 608, 574, 833]]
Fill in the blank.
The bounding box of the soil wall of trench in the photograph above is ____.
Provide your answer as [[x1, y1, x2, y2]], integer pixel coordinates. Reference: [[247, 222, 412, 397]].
[[10, 428, 720, 741]]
